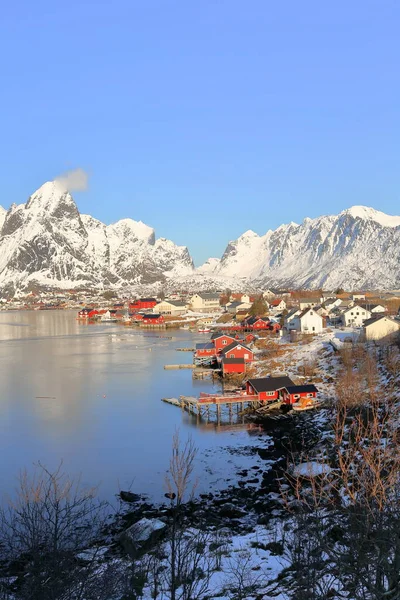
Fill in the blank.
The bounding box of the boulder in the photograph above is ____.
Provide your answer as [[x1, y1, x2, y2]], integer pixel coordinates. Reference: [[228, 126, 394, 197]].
[[120, 490, 141, 503], [120, 518, 167, 559]]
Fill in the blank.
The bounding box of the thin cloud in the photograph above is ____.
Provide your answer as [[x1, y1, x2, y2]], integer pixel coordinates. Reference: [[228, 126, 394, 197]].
[[55, 168, 89, 192]]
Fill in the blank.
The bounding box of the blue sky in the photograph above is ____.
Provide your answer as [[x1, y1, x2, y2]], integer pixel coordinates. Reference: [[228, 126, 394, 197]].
[[0, 1, 399, 265]]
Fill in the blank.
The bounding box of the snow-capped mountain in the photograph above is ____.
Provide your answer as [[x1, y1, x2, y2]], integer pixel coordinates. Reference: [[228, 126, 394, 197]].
[[1, 183, 399, 293], [212, 206, 400, 290], [0, 181, 194, 291]]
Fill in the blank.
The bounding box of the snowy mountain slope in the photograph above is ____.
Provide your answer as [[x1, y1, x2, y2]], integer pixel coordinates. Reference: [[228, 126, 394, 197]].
[[0, 181, 194, 291], [212, 206, 400, 290], [197, 257, 221, 275], [0, 206, 6, 231]]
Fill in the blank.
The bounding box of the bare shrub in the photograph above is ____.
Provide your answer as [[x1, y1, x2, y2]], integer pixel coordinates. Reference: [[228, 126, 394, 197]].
[[0, 463, 120, 600]]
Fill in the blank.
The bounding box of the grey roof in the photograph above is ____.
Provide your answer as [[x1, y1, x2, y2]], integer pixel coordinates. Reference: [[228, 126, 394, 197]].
[[363, 315, 397, 328], [167, 301, 187, 307], [222, 358, 245, 364], [196, 342, 215, 349], [198, 292, 220, 300], [247, 376, 295, 393]]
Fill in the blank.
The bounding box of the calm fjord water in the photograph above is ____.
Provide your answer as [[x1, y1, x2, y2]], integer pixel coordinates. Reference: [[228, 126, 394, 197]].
[[0, 311, 265, 501]]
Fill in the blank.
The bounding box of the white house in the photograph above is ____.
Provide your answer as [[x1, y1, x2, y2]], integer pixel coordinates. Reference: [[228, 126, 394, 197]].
[[365, 303, 386, 314], [270, 299, 286, 312], [285, 308, 302, 330], [341, 305, 371, 327], [352, 293, 366, 301], [263, 289, 275, 299], [363, 315, 400, 341], [298, 307, 324, 334], [190, 293, 221, 313], [324, 298, 342, 310], [237, 302, 252, 313], [298, 298, 321, 310], [153, 300, 187, 316]]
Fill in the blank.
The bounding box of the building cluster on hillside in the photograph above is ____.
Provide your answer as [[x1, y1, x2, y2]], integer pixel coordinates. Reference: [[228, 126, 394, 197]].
[[1, 286, 400, 343]]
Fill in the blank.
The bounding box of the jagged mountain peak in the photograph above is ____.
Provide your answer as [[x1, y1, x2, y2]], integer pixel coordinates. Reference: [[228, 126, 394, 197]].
[[107, 218, 155, 244], [210, 205, 400, 290], [0, 181, 194, 291], [339, 205, 400, 227]]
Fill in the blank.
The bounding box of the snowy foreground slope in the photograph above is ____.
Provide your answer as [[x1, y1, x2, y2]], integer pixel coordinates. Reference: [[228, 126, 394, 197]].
[[205, 206, 400, 290], [0, 183, 399, 291], [0, 182, 194, 290]]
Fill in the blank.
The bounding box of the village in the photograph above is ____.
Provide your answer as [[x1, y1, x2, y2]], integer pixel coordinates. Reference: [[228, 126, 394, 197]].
[[58, 287, 400, 417], [2, 287, 400, 418]]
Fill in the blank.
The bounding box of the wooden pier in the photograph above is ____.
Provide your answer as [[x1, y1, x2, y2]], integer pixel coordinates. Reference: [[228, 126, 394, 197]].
[[161, 392, 260, 411]]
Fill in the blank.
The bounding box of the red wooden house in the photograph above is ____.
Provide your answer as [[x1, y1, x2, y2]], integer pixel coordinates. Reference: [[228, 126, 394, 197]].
[[222, 358, 246, 375], [141, 313, 164, 325], [211, 333, 237, 354], [246, 376, 295, 401], [129, 298, 157, 312], [242, 316, 270, 330], [88, 309, 99, 319], [221, 342, 254, 362], [246, 377, 318, 405], [245, 333, 256, 343], [195, 342, 216, 358], [77, 308, 91, 319], [282, 384, 318, 405]]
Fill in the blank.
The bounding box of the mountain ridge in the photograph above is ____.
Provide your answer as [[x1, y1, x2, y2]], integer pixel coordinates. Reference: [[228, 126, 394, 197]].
[[0, 181, 399, 292], [0, 181, 194, 293]]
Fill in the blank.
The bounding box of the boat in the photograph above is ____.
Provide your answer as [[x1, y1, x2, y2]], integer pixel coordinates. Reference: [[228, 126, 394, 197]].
[[292, 398, 319, 411], [101, 310, 117, 323], [198, 327, 211, 333]]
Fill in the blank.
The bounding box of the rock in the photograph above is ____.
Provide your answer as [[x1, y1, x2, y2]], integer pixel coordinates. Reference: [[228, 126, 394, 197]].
[[120, 518, 167, 559], [218, 503, 246, 519], [257, 515, 270, 525], [246, 478, 260, 484], [120, 491, 141, 503]]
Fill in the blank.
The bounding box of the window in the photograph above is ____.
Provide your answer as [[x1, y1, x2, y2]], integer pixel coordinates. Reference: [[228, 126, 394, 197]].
[[307, 393, 313, 397], [312, 327, 315, 331], [222, 340, 227, 345], [266, 391, 275, 397], [244, 353, 249, 359], [293, 394, 300, 399], [230, 354, 235, 358]]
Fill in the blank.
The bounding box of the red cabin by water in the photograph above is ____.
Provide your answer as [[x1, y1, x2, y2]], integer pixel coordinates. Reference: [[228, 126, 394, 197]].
[[282, 385, 318, 405], [246, 377, 318, 405], [211, 333, 238, 354], [129, 298, 157, 312], [222, 357, 246, 375], [221, 342, 254, 362], [141, 313, 164, 325], [195, 342, 216, 358]]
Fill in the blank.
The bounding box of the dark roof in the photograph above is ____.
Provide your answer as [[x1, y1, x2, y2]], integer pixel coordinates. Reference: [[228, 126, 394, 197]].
[[245, 316, 270, 325], [222, 341, 252, 355], [285, 384, 318, 394], [222, 358, 245, 364], [363, 315, 392, 327], [247, 376, 295, 393], [196, 342, 215, 350], [139, 298, 157, 302], [142, 313, 161, 319], [211, 332, 235, 340]]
